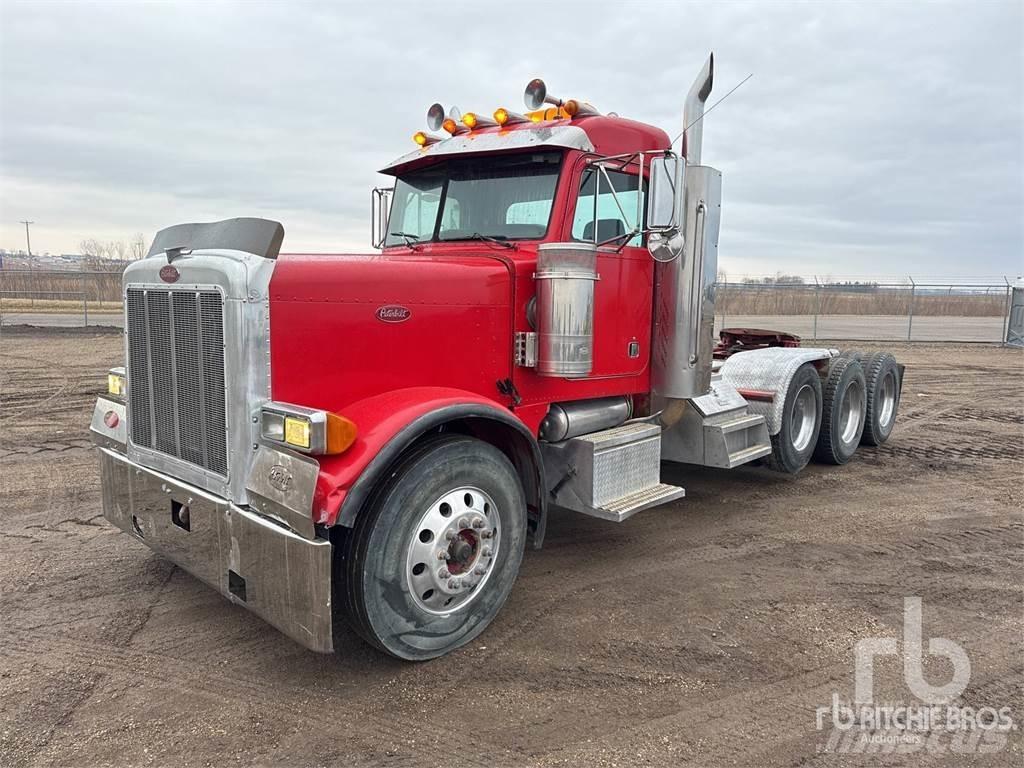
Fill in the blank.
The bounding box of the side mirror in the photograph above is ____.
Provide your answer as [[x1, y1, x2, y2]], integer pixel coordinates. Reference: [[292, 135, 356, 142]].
[[370, 186, 394, 249], [646, 154, 683, 231]]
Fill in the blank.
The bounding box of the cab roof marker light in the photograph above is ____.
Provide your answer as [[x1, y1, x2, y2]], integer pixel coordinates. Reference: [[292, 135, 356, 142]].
[[441, 117, 469, 136], [563, 99, 600, 118], [461, 112, 497, 130], [493, 107, 529, 126], [412, 131, 443, 147]]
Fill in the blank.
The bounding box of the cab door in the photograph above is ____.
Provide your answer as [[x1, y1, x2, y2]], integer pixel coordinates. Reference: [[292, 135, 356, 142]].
[[567, 163, 652, 378]]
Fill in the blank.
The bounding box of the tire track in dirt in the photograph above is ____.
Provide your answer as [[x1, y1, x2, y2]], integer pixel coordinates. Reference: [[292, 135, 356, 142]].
[[2, 635, 500, 768]]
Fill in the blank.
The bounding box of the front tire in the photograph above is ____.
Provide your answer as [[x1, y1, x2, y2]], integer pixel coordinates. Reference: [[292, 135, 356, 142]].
[[337, 435, 527, 660]]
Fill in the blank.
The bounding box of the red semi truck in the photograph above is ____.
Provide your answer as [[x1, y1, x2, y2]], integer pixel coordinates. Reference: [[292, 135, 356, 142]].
[[91, 55, 903, 660]]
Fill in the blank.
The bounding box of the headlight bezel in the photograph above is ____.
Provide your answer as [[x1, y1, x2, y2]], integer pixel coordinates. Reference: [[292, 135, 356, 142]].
[[259, 402, 356, 456]]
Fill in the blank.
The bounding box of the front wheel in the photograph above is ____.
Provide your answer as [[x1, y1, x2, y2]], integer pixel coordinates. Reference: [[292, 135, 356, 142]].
[[337, 435, 527, 660]]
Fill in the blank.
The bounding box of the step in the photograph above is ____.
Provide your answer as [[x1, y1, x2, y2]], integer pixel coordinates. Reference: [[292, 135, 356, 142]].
[[717, 413, 766, 434], [662, 378, 773, 469], [724, 443, 773, 468], [540, 421, 685, 523], [589, 483, 686, 523], [704, 414, 772, 468]]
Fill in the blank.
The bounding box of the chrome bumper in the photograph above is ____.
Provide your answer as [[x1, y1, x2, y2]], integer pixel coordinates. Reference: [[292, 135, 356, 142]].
[[97, 447, 334, 653]]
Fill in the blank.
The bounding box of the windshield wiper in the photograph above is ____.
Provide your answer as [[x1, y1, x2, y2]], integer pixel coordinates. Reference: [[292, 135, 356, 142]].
[[466, 233, 515, 249], [391, 231, 423, 249], [389, 231, 422, 249]]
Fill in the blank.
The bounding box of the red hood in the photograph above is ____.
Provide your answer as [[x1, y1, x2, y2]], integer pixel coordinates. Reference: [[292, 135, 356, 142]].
[[268, 252, 514, 413]]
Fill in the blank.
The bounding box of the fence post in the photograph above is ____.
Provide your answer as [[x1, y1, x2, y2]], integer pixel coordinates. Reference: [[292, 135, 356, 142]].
[[1002, 276, 1012, 343], [81, 273, 89, 327], [720, 281, 727, 331], [813, 276, 820, 341], [907, 276, 916, 341]]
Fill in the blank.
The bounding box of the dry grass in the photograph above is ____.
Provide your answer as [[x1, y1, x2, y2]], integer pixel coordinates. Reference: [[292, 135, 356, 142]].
[[0, 268, 123, 303], [0, 299, 122, 313], [717, 286, 1007, 317]]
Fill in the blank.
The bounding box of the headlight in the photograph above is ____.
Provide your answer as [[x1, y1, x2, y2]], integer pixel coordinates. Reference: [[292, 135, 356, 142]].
[[107, 367, 126, 399], [260, 403, 357, 455]]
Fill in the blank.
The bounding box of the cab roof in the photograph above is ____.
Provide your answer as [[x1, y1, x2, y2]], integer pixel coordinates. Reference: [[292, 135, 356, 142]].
[[379, 115, 672, 176]]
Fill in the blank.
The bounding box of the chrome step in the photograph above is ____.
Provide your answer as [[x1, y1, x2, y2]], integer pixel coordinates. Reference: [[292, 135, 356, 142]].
[[662, 378, 773, 469], [590, 483, 686, 523], [540, 422, 685, 523]]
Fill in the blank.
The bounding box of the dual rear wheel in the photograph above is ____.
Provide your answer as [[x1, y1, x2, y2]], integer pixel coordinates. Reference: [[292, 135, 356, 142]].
[[769, 351, 900, 473]]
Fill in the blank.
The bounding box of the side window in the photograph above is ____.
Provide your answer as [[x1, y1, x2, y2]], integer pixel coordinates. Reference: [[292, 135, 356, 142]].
[[571, 168, 646, 247]]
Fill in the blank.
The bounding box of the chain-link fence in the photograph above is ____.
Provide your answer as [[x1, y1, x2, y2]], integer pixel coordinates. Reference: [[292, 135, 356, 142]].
[[0, 269, 123, 328], [0, 269, 1017, 343], [714, 279, 1015, 342]]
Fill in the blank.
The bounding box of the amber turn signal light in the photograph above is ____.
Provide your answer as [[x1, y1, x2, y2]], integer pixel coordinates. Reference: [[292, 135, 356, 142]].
[[325, 413, 358, 455]]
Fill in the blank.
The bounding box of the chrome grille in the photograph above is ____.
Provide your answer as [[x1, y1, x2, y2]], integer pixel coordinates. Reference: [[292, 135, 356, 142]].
[[126, 287, 229, 476]]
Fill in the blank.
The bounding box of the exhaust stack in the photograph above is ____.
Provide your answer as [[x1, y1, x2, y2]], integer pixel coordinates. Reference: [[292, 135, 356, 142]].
[[652, 54, 721, 407]]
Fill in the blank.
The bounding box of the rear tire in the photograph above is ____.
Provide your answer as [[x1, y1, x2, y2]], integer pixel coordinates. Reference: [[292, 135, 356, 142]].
[[766, 363, 822, 474], [814, 356, 867, 465], [337, 435, 527, 660], [861, 352, 901, 446]]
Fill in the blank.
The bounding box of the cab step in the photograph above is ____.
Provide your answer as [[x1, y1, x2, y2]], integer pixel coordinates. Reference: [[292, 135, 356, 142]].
[[662, 377, 772, 469], [539, 422, 685, 523]]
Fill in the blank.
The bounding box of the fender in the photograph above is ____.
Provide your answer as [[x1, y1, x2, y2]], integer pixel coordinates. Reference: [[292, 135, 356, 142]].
[[313, 386, 547, 546], [719, 347, 836, 434]]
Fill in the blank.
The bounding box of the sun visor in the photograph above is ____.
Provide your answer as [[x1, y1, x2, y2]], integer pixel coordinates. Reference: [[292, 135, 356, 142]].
[[147, 217, 285, 260]]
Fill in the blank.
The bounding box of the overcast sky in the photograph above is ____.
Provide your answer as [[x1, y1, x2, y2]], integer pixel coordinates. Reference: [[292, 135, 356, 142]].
[[1, 0, 1021, 279]]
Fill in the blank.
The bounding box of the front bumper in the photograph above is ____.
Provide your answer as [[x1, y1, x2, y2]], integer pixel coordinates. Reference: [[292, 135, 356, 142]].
[[97, 447, 334, 653]]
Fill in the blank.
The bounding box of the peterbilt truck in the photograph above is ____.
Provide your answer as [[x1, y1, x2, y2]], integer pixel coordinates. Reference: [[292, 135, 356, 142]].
[[91, 55, 903, 660]]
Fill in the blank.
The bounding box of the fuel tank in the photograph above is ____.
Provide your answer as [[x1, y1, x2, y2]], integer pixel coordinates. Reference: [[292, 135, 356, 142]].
[[268, 252, 514, 412]]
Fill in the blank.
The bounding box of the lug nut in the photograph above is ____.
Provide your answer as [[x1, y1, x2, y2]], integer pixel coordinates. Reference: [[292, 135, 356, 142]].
[[471, 517, 485, 529], [481, 529, 495, 539], [474, 566, 486, 576], [438, 568, 450, 579], [482, 547, 493, 558], [437, 550, 448, 561], [458, 517, 471, 529], [444, 530, 456, 541], [448, 579, 461, 590]]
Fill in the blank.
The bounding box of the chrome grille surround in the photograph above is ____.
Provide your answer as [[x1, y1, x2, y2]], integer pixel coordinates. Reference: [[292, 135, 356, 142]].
[[122, 250, 276, 503], [126, 286, 229, 477]]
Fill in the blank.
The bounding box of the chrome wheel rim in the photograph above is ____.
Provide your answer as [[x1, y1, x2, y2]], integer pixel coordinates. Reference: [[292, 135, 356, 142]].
[[790, 383, 818, 453], [406, 486, 500, 615], [878, 370, 897, 429], [839, 379, 865, 446]]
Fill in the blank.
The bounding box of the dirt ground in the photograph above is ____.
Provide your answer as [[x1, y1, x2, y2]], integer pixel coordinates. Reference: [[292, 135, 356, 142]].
[[1, 328, 1021, 767]]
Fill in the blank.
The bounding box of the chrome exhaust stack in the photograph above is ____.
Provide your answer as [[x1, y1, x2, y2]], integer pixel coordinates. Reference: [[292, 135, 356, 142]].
[[652, 54, 720, 414]]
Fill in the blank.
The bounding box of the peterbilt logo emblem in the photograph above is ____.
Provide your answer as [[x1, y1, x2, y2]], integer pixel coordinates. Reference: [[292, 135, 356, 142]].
[[267, 465, 293, 492], [376, 305, 412, 323], [159, 265, 180, 284]]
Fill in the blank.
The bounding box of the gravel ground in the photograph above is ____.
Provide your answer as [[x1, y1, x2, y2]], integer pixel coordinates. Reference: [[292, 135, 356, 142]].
[[1, 327, 1021, 767]]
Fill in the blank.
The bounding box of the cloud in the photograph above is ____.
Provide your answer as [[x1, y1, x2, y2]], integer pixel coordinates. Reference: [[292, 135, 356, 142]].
[[1, 0, 1021, 278]]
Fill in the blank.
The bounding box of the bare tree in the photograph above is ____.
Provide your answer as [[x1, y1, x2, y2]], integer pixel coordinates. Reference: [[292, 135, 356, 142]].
[[129, 233, 147, 260]]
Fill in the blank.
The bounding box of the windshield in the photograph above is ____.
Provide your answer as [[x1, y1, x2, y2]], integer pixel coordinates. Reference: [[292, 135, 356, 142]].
[[385, 151, 562, 247]]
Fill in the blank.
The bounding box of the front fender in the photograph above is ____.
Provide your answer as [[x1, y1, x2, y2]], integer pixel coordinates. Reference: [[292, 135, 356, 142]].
[[313, 387, 543, 533]]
